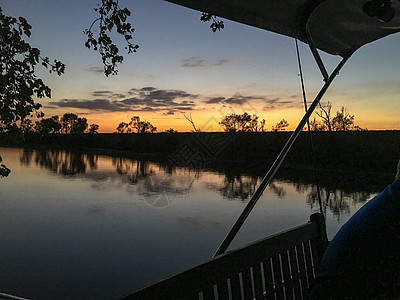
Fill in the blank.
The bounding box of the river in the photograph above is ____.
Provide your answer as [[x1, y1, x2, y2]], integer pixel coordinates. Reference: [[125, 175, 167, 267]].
[[0, 147, 392, 299]]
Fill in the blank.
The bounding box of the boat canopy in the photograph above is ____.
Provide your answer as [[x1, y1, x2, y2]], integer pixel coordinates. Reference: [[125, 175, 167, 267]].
[[165, 0, 400, 57]]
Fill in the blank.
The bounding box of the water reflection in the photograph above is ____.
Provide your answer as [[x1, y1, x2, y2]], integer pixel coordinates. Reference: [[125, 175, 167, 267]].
[[306, 185, 375, 220], [112, 157, 154, 184], [20, 148, 97, 175], [19, 148, 389, 217], [219, 174, 259, 201]]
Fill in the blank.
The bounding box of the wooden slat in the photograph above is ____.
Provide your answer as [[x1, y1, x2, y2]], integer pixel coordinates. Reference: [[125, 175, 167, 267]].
[[303, 240, 315, 284], [288, 247, 302, 299], [295, 243, 309, 297], [230, 274, 242, 300], [252, 263, 265, 299], [272, 254, 284, 300], [216, 279, 230, 300], [241, 269, 253, 300], [281, 250, 293, 299], [262, 259, 275, 300]]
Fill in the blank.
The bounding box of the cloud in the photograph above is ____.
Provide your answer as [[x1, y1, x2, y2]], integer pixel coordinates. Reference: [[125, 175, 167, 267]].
[[88, 66, 104, 73], [50, 87, 198, 114], [205, 97, 226, 104], [92, 91, 112, 97], [213, 59, 230, 66], [182, 57, 206, 67], [204, 93, 264, 106], [181, 57, 231, 68], [262, 97, 300, 111]]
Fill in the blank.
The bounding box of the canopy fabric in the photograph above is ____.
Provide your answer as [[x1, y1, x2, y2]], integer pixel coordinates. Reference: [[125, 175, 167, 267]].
[[165, 0, 400, 57]]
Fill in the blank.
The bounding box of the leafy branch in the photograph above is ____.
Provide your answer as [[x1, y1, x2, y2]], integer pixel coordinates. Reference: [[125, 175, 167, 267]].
[[84, 0, 139, 76], [200, 12, 224, 32]]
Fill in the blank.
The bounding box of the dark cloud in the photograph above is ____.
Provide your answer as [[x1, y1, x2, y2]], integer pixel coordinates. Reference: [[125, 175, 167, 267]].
[[92, 91, 112, 97], [262, 97, 299, 111], [224, 95, 259, 105], [182, 57, 206, 67], [51, 87, 198, 113], [88, 66, 104, 73], [205, 93, 262, 106], [51, 99, 129, 112], [213, 59, 230, 66], [205, 97, 225, 104], [181, 57, 231, 68]]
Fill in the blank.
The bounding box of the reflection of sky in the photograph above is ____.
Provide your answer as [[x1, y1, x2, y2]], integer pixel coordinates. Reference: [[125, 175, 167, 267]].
[[2, 1, 400, 132], [0, 147, 377, 299]]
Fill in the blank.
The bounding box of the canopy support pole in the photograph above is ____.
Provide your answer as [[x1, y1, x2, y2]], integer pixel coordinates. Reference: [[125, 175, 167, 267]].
[[306, 26, 329, 81], [213, 55, 349, 257]]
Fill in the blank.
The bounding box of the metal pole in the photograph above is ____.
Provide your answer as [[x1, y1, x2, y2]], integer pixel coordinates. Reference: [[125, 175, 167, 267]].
[[213, 56, 349, 257], [306, 26, 329, 81]]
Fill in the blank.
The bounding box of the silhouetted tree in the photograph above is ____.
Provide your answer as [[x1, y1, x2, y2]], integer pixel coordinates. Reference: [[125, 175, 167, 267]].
[[165, 128, 177, 133], [61, 113, 88, 134], [116, 116, 156, 133], [272, 119, 289, 132], [219, 112, 263, 132], [184, 113, 199, 132], [35, 115, 62, 135], [0, 8, 65, 132], [332, 106, 355, 131], [316, 101, 333, 131], [87, 123, 99, 134], [309, 117, 327, 131], [116, 122, 130, 133], [314, 104, 366, 131]]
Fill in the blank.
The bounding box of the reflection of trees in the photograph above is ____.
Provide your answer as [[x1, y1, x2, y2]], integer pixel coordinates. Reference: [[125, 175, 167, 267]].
[[111, 157, 155, 184], [268, 181, 286, 198], [20, 149, 97, 175], [137, 172, 197, 207], [306, 185, 373, 220], [18, 148, 385, 218], [219, 174, 259, 201], [218, 174, 287, 202]]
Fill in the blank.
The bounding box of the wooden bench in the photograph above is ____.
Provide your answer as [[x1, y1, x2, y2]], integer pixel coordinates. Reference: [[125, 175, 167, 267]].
[[121, 213, 328, 300]]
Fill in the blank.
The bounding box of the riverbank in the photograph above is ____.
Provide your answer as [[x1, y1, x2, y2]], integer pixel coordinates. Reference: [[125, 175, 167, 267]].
[[1, 130, 399, 174]]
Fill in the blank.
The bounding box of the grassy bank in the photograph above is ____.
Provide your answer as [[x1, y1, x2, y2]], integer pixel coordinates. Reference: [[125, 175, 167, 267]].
[[2, 130, 400, 173]]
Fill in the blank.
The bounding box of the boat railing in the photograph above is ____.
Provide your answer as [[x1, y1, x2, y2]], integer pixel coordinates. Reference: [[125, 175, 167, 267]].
[[121, 213, 328, 300]]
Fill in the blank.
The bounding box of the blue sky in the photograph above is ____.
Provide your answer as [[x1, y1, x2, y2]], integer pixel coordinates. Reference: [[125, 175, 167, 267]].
[[2, 0, 400, 132]]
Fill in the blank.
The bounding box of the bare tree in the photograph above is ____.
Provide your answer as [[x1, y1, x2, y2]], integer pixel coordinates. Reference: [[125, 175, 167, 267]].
[[316, 101, 333, 131], [184, 113, 199, 132]]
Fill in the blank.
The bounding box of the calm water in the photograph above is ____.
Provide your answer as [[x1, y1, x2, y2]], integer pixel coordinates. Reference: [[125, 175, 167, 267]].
[[0, 147, 391, 299]]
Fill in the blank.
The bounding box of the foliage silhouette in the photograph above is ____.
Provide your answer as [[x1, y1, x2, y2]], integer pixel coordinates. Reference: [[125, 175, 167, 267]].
[[35, 115, 62, 135], [116, 116, 156, 133], [272, 119, 289, 132], [0, 8, 65, 132], [61, 113, 88, 134], [313, 103, 366, 131], [87, 124, 100, 134], [84, 0, 139, 76], [332, 106, 355, 131], [219, 112, 265, 132]]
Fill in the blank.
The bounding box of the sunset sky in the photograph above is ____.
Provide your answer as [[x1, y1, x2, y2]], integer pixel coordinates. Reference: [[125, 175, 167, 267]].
[[2, 0, 400, 132]]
